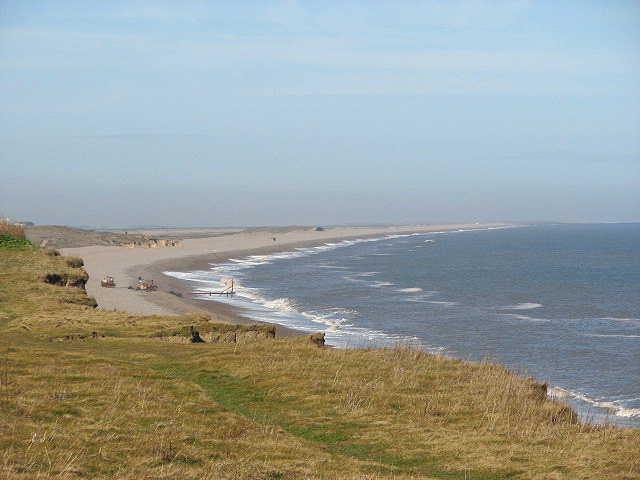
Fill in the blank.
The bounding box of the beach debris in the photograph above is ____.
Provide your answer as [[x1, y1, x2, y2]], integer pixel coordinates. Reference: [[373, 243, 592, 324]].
[[101, 276, 116, 288]]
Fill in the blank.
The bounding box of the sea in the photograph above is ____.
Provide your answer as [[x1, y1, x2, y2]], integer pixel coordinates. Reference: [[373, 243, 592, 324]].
[[165, 223, 640, 427]]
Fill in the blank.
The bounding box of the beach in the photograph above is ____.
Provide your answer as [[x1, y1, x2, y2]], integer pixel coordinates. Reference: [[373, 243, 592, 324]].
[[61, 223, 511, 337]]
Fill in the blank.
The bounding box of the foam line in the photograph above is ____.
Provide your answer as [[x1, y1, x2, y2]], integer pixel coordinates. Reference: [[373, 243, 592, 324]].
[[548, 387, 640, 418], [499, 303, 543, 310]]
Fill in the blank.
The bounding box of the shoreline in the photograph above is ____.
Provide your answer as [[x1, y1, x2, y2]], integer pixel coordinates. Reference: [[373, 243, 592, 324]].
[[56, 222, 640, 427], [62, 223, 515, 338]]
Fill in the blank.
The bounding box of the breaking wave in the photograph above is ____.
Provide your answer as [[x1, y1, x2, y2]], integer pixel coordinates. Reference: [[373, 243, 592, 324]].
[[499, 303, 543, 310], [548, 387, 640, 419], [498, 313, 550, 322]]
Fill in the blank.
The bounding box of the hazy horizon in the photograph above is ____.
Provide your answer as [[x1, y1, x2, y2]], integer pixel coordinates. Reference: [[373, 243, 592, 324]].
[[2, 1, 639, 227]]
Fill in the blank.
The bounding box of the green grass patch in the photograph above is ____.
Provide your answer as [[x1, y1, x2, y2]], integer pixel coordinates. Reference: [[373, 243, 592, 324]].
[[0, 233, 33, 250], [151, 363, 517, 479]]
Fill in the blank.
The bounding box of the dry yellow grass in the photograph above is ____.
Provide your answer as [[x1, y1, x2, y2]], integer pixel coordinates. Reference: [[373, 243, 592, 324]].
[[0, 247, 638, 479], [0, 218, 25, 239]]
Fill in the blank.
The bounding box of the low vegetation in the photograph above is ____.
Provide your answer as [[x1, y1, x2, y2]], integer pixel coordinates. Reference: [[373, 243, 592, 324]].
[[65, 256, 84, 268], [0, 217, 26, 240], [0, 234, 33, 250], [0, 246, 638, 479], [23, 225, 162, 249], [0, 219, 31, 250]]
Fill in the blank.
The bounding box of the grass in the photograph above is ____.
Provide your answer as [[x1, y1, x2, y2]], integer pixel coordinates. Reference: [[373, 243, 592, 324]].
[[23, 225, 163, 249], [0, 223, 32, 250], [0, 247, 638, 479], [0, 218, 26, 240]]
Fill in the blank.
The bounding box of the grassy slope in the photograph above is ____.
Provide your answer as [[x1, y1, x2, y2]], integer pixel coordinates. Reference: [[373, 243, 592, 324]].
[[0, 247, 638, 479], [24, 226, 156, 248]]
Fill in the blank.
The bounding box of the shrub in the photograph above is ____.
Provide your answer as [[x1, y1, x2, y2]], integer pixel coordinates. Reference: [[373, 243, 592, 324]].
[[66, 256, 84, 268], [0, 233, 33, 250], [42, 271, 88, 288]]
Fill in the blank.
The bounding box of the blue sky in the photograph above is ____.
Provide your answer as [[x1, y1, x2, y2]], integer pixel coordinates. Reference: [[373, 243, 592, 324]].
[[1, 1, 639, 227]]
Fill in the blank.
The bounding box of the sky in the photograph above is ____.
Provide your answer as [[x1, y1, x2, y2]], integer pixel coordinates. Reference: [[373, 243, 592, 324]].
[[1, 0, 639, 227]]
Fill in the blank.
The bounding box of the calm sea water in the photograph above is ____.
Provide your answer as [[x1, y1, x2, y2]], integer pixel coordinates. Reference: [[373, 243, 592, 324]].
[[166, 224, 640, 426]]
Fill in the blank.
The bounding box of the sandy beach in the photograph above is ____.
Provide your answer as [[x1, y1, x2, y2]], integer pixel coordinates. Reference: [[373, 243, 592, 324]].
[[61, 223, 511, 337]]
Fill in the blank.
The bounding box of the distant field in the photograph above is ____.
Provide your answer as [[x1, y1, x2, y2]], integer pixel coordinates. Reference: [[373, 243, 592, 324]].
[[24, 225, 320, 248], [108, 227, 244, 239], [0, 242, 638, 479], [24, 225, 156, 248], [24, 225, 316, 248], [24, 225, 244, 248]]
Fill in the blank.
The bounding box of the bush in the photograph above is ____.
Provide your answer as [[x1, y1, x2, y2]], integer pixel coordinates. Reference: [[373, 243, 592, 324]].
[[43, 271, 88, 288], [0, 233, 33, 250], [66, 256, 84, 268]]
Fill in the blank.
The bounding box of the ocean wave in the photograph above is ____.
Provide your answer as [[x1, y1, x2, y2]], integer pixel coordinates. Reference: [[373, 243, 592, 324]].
[[263, 297, 297, 312], [369, 281, 394, 288], [163, 270, 223, 287], [384, 232, 425, 239], [548, 387, 640, 418], [300, 312, 348, 332], [171, 270, 437, 350], [342, 275, 366, 283], [499, 303, 543, 310], [182, 274, 354, 335], [398, 287, 423, 292], [585, 334, 640, 339], [598, 317, 640, 325], [426, 301, 458, 307], [402, 291, 439, 303], [201, 226, 521, 277], [498, 314, 550, 322]]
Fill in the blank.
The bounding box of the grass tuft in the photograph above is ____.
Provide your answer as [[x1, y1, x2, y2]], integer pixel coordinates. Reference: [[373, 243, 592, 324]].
[[65, 257, 84, 268], [0, 218, 25, 239]]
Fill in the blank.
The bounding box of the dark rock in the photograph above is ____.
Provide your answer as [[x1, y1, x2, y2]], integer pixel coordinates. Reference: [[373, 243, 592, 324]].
[[309, 333, 325, 347], [190, 326, 205, 343]]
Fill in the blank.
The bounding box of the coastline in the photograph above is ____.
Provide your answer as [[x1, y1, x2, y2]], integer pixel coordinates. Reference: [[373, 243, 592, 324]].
[[62, 223, 514, 338]]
